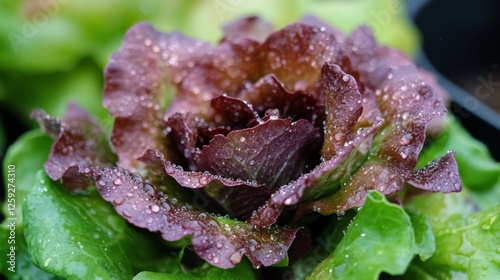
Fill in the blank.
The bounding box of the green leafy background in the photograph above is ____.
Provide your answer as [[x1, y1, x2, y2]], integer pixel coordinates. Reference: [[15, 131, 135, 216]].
[[1, 0, 499, 279]]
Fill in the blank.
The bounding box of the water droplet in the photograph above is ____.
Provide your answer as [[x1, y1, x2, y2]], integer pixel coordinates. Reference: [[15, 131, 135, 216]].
[[481, 215, 497, 230], [151, 204, 160, 213], [360, 233, 366, 237], [334, 132, 344, 141], [131, 172, 143, 182], [144, 183, 156, 196], [239, 136, 246, 142], [342, 75, 349, 82], [399, 134, 412, 145], [230, 252, 241, 264], [44, 257, 52, 267], [199, 176, 209, 185], [401, 112, 409, 120], [113, 178, 122, 186], [113, 196, 125, 206], [122, 209, 132, 218]]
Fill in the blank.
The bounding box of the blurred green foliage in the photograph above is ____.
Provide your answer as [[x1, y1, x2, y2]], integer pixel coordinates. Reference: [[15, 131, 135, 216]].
[[0, 0, 419, 128]]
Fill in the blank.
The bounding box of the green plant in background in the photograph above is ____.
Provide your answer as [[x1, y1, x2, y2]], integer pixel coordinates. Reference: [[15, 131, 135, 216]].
[[1, 1, 499, 280]]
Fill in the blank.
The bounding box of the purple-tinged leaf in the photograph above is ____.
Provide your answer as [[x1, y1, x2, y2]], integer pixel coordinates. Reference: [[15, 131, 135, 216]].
[[198, 126, 232, 147], [139, 149, 263, 189], [171, 39, 262, 118], [139, 149, 272, 219], [206, 184, 275, 219], [341, 26, 385, 89], [251, 124, 380, 227], [31, 104, 115, 190], [376, 66, 446, 125], [320, 63, 363, 160], [300, 15, 345, 42], [408, 152, 462, 193], [238, 74, 324, 127], [301, 66, 453, 214], [194, 119, 322, 188], [260, 23, 342, 92], [355, 88, 383, 130], [91, 166, 299, 269], [222, 16, 274, 43], [31, 109, 62, 139], [104, 23, 209, 170], [209, 95, 259, 128], [165, 112, 200, 169]]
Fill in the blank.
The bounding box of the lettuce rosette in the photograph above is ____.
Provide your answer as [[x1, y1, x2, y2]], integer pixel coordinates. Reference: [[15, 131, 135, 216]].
[[29, 17, 463, 274]]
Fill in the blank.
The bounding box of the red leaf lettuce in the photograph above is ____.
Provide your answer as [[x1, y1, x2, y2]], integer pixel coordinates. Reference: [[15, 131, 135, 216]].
[[33, 17, 462, 269]]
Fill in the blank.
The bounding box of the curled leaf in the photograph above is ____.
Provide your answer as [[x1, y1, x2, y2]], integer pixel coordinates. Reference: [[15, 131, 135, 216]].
[[31, 104, 114, 190], [91, 166, 299, 269]]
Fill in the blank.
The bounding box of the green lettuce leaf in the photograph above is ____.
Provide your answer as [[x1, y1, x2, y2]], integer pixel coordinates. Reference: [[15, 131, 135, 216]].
[[286, 211, 357, 279], [406, 210, 436, 262], [133, 258, 257, 280], [23, 171, 179, 279], [0, 115, 4, 157], [2, 130, 52, 227], [0, 226, 58, 280], [406, 193, 500, 279], [308, 192, 419, 279], [0, 130, 57, 279]]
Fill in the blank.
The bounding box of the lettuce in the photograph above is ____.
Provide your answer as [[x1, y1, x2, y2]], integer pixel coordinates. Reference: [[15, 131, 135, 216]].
[[2, 16, 497, 279]]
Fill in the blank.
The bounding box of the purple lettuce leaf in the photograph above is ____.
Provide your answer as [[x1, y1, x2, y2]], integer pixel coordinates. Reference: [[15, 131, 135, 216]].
[[250, 63, 382, 227], [144, 117, 323, 218], [139, 149, 272, 219], [341, 26, 385, 90], [165, 112, 200, 170], [320, 63, 363, 160], [90, 166, 299, 269], [103, 23, 210, 170], [139, 149, 263, 190], [407, 151, 461, 193], [209, 95, 260, 128], [222, 16, 274, 43], [260, 23, 342, 92], [300, 66, 461, 215], [193, 118, 321, 188], [299, 15, 346, 43], [238, 74, 324, 127], [31, 103, 115, 190], [251, 123, 379, 227], [172, 39, 262, 118], [345, 26, 448, 136]]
